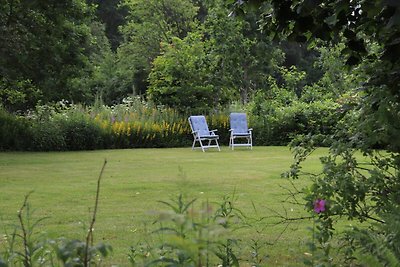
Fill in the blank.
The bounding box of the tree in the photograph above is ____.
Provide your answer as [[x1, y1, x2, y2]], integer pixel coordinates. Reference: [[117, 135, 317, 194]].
[[0, 0, 103, 110], [204, 0, 284, 103], [117, 0, 199, 97], [147, 32, 219, 113], [232, 0, 400, 150], [230, 0, 400, 264], [147, 0, 289, 111], [87, 0, 127, 51]]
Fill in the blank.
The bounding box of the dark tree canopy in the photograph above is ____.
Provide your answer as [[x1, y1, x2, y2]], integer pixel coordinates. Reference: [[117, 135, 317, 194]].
[[231, 0, 400, 152], [87, 0, 127, 50], [0, 0, 98, 109]]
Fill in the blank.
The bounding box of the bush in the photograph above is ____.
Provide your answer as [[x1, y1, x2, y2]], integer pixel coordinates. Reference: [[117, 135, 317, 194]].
[[0, 108, 32, 151], [30, 121, 66, 151], [56, 114, 106, 151], [0, 97, 341, 151], [250, 100, 339, 146]]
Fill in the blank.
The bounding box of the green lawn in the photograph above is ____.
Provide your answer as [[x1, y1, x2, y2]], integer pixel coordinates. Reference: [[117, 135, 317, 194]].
[[0, 146, 328, 266]]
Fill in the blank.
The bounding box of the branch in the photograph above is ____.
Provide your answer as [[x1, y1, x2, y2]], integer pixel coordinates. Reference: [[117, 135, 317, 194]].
[[84, 159, 107, 267]]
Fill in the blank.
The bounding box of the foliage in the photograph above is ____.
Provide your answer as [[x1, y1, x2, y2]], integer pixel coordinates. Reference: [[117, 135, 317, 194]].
[[1, 93, 344, 151], [87, 0, 127, 50], [0, 0, 102, 106], [250, 97, 339, 146], [147, 0, 288, 108], [0, 195, 112, 267], [127, 193, 268, 266], [85, 51, 132, 105], [230, 0, 400, 265], [278, 66, 306, 98], [0, 108, 32, 151], [56, 112, 105, 151], [0, 0, 333, 114], [234, 0, 400, 151], [246, 56, 343, 146], [0, 192, 273, 266], [342, 206, 400, 266], [71, 21, 119, 106], [0, 79, 42, 113], [283, 97, 400, 265], [118, 0, 199, 96], [204, 0, 285, 104], [148, 32, 220, 114], [30, 121, 67, 152]]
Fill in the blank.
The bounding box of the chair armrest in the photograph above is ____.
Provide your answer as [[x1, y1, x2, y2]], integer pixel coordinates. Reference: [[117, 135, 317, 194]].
[[210, 129, 218, 133], [248, 128, 253, 132]]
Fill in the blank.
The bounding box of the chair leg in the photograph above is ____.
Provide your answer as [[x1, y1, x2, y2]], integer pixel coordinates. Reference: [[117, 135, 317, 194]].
[[192, 137, 220, 152], [198, 139, 205, 152], [192, 139, 196, 150], [215, 139, 221, 151], [249, 135, 253, 150]]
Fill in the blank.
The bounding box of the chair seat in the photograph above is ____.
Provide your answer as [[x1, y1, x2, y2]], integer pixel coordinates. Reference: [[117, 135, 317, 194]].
[[198, 134, 219, 139], [232, 132, 250, 136]]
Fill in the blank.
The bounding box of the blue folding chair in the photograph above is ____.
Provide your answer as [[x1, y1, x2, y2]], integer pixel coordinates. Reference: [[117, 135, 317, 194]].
[[229, 113, 253, 150], [188, 115, 220, 152]]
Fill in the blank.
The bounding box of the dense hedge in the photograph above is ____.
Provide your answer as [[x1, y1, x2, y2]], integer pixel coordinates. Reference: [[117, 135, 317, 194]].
[[0, 100, 339, 151], [251, 100, 339, 146], [0, 109, 32, 150]]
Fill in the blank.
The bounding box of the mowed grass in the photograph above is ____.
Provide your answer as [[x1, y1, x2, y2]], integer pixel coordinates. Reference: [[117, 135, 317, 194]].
[[0, 146, 328, 266]]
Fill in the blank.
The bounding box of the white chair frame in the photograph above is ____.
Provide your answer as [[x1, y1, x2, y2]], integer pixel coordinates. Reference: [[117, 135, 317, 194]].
[[229, 113, 253, 150], [188, 116, 221, 152]]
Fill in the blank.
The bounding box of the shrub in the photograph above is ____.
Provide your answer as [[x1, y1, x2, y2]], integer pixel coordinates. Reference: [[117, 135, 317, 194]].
[[250, 100, 339, 146], [30, 121, 66, 151], [56, 114, 106, 151], [128, 193, 267, 266], [0, 108, 32, 151], [0, 97, 341, 150]]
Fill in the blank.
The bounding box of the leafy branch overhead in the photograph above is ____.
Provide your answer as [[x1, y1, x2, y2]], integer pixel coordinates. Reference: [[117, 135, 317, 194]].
[[231, 0, 400, 65]]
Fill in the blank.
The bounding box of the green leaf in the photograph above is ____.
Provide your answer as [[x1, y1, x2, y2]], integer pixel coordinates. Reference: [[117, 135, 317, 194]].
[[324, 14, 338, 26], [296, 0, 319, 15]]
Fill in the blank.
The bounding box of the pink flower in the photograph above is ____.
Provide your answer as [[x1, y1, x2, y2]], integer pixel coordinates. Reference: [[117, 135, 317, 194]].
[[314, 199, 326, 214]]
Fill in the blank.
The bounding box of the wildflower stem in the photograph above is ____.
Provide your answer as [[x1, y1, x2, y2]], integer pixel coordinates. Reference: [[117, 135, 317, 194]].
[[84, 159, 107, 266], [17, 191, 34, 267]]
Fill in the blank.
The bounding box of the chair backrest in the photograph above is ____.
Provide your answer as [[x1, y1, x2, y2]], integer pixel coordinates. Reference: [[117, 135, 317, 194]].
[[189, 116, 210, 136], [230, 113, 249, 134]]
